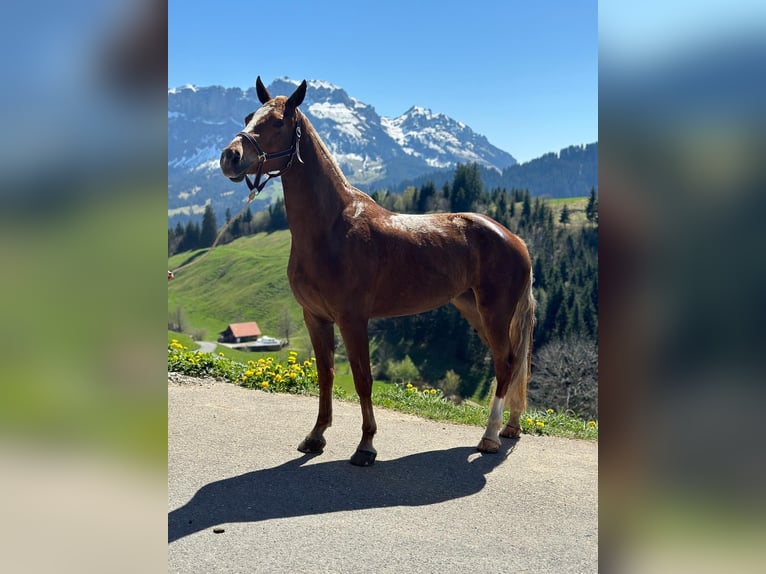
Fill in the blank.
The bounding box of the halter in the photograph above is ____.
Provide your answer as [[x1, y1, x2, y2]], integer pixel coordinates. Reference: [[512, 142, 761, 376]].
[[236, 118, 304, 194]]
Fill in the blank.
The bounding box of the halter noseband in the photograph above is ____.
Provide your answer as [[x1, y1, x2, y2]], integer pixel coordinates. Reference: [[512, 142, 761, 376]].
[[236, 118, 304, 194]]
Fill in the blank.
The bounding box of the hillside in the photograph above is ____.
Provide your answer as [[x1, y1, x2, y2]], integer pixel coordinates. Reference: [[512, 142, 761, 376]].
[[388, 143, 597, 199], [168, 230, 307, 345]]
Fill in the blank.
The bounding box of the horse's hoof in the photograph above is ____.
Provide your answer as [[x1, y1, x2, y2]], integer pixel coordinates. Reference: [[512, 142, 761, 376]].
[[500, 425, 522, 438], [477, 437, 501, 453], [349, 449, 377, 467], [297, 436, 326, 454]]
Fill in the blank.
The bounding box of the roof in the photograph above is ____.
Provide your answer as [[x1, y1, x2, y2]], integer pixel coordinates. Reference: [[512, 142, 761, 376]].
[[225, 322, 261, 338]]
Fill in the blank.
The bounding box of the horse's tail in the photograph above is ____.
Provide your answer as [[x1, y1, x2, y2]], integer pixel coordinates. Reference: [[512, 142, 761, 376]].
[[505, 264, 536, 414]]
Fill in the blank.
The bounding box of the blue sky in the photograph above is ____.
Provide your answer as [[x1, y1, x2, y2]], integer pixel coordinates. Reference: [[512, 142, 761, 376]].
[[169, 0, 597, 163]]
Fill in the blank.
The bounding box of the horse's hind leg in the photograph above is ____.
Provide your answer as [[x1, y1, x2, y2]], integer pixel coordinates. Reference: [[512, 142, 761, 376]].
[[472, 290, 520, 453], [478, 350, 514, 453], [451, 290, 489, 346], [500, 361, 527, 439], [297, 311, 335, 454], [452, 290, 510, 452]]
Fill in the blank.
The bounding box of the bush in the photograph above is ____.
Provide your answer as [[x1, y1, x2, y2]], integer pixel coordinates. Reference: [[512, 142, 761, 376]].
[[439, 369, 462, 397], [384, 355, 421, 385]]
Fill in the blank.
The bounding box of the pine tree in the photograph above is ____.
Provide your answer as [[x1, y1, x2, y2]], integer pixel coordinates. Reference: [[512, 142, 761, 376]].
[[586, 187, 598, 223], [450, 163, 482, 212], [180, 220, 200, 252], [417, 181, 436, 213], [200, 204, 218, 248], [268, 198, 288, 230], [521, 191, 531, 220], [559, 204, 571, 225]]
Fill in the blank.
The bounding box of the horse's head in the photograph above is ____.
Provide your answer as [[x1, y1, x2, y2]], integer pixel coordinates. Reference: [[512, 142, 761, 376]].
[[220, 76, 307, 191]]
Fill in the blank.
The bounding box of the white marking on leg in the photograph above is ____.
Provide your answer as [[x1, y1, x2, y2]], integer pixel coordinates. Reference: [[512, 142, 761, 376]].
[[483, 396, 504, 444]]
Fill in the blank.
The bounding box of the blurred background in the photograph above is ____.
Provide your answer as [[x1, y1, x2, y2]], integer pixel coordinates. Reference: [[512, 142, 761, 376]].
[[1, 0, 765, 571], [600, 1, 766, 572], [0, 0, 167, 572]]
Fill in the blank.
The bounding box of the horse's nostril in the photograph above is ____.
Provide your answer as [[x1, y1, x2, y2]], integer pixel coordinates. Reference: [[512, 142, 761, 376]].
[[222, 148, 240, 163]]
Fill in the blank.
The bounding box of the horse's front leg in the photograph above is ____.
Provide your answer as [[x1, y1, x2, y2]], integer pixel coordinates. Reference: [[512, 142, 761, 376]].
[[338, 319, 377, 466], [297, 311, 335, 454]]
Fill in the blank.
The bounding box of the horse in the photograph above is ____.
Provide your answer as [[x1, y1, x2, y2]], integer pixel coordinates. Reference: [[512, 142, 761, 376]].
[[220, 77, 536, 466]]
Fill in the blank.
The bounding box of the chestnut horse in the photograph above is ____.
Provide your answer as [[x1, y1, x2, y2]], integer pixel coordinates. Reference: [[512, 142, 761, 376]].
[[220, 78, 535, 466]]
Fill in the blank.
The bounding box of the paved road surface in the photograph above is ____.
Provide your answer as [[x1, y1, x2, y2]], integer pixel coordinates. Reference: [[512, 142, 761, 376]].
[[168, 378, 598, 573], [194, 341, 217, 354]]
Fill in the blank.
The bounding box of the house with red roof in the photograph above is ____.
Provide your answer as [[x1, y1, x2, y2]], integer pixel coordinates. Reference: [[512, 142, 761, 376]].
[[218, 322, 262, 344]]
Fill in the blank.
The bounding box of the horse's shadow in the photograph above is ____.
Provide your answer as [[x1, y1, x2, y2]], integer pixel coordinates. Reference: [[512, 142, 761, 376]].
[[169, 441, 517, 542]]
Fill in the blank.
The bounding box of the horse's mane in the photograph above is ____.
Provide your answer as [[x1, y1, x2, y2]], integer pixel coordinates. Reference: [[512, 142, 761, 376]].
[[297, 109, 351, 187]]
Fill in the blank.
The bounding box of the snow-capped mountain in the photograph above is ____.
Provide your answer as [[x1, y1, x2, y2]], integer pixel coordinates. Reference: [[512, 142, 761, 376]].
[[168, 78, 516, 221]]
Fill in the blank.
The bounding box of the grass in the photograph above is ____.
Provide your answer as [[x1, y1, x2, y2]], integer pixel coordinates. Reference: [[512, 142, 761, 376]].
[[168, 230, 305, 341], [168, 337, 597, 440]]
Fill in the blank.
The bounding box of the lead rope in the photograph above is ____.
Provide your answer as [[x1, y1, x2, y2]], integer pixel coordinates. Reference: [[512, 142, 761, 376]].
[[168, 189, 258, 281]]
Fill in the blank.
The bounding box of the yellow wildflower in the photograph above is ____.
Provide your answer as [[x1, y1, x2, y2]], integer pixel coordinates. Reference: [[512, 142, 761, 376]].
[[546, 408, 554, 414], [535, 421, 545, 428], [261, 381, 269, 388], [587, 420, 596, 427], [525, 417, 533, 425]]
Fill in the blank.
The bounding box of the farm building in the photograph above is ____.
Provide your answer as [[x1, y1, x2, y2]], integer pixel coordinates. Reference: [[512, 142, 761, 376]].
[[218, 322, 262, 343]]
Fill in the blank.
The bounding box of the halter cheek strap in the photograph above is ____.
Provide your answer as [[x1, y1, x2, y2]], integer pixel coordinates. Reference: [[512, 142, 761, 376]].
[[236, 120, 303, 195]]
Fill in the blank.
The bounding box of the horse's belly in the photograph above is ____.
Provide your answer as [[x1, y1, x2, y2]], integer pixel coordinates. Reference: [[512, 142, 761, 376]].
[[370, 280, 466, 318]]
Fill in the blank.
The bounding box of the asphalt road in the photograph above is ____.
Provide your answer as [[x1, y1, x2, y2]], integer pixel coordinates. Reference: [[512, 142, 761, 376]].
[[168, 378, 598, 573], [194, 341, 217, 354]]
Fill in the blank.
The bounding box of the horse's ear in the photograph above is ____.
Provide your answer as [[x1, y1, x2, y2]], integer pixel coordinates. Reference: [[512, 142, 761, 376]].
[[286, 80, 307, 112], [255, 76, 272, 104], [244, 112, 254, 126]]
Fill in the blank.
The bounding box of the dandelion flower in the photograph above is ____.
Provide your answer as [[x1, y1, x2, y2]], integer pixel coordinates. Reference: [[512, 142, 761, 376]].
[[536, 421, 545, 428], [546, 408, 554, 414], [525, 417, 533, 425], [587, 420, 596, 427], [261, 381, 269, 388]]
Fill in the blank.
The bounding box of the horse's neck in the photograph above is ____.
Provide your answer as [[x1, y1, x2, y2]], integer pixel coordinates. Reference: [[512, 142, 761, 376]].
[[281, 117, 353, 242]]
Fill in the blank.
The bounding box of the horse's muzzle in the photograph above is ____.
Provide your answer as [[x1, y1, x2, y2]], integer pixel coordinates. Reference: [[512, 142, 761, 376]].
[[220, 146, 246, 180]]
